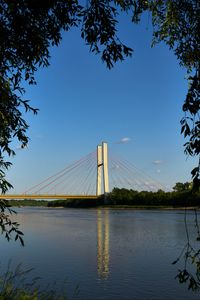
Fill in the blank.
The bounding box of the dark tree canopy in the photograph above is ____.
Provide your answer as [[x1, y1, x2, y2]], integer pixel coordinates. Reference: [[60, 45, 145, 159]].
[[173, 181, 191, 192], [0, 1, 199, 243]]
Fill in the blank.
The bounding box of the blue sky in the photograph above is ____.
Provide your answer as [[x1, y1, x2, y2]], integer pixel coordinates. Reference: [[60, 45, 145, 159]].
[[6, 15, 197, 192]]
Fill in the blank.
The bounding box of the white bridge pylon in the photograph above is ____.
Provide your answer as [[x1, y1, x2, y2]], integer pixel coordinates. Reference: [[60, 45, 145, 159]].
[[0, 141, 168, 200], [96, 142, 109, 196]]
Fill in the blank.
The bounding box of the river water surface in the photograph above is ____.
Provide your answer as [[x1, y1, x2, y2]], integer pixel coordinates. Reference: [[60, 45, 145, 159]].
[[1, 207, 200, 299]]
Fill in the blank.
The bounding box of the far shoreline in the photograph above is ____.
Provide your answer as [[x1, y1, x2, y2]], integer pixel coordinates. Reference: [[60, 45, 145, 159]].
[[12, 204, 200, 210]]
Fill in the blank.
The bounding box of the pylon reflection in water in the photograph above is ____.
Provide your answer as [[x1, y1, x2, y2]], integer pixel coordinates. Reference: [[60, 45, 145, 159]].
[[97, 209, 110, 279]]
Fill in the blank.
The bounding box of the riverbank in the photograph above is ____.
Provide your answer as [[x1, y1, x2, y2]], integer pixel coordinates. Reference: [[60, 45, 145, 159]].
[[8, 204, 200, 211], [47, 189, 200, 208], [6, 188, 200, 209], [7, 199, 49, 207]]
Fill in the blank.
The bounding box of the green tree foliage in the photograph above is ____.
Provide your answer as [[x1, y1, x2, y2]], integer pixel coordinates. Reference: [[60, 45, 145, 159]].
[[106, 187, 200, 206], [173, 181, 191, 192], [0, 1, 199, 241], [47, 187, 200, 208]]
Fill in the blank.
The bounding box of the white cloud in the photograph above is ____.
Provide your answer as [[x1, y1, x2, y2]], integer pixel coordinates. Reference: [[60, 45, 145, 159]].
[[116, 137, 131, 144], [156, 169, 161, 173], [121, 137, 131, 143], [153, 160, 163, 165]]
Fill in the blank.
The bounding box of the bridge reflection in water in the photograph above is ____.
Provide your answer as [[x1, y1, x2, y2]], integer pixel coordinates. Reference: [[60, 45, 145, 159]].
[[97, 209, 110, 279]]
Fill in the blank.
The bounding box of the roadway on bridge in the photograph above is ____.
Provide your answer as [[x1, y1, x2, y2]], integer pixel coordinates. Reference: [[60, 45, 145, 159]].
[[0, 195, 98, 200]]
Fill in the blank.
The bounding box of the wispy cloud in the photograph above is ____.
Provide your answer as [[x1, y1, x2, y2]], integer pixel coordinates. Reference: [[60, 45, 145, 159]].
[[153, 160, 163, 165], [116, 137, 131, 144], [156, 169, 161, 173]]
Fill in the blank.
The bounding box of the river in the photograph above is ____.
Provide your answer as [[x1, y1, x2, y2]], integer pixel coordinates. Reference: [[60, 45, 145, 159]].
[[0, 207, 200, 299]]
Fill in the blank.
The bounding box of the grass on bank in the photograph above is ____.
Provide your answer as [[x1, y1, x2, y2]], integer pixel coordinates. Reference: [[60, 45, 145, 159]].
[[0, 263, 69, 300]]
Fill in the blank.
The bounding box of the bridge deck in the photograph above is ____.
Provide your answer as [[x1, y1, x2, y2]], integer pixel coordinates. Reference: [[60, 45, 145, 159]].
[[0, 195, 99, 200]]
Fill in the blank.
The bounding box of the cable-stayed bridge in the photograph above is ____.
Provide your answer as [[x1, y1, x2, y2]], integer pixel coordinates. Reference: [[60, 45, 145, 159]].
[[0, 142, 166, 200]]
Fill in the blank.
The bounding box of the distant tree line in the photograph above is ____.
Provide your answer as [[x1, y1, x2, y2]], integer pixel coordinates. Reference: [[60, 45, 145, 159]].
[[7, 199, 48, 207], [47, 182, 200, 208], [172, 182, 192, 192], [106, 187, 199, 207], [7, 182, 199, 208]]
